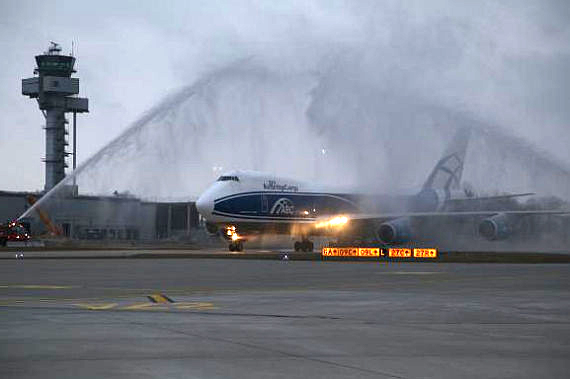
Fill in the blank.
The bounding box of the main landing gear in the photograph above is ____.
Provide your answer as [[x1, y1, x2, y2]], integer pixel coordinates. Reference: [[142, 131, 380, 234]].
[[294, 238, 314, 252]]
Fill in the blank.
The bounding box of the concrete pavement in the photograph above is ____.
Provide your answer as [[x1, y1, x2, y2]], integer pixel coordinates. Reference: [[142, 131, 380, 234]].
[[0, 255, 568, 378]]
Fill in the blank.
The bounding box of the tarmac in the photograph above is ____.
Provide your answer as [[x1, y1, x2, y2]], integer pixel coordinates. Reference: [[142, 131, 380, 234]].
[[1, 246, 570, 263], [0, 249, 569, 378]]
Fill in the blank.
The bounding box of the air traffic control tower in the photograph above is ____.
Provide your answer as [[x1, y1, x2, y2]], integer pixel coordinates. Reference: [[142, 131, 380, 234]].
[[22, 42, 89, 191]]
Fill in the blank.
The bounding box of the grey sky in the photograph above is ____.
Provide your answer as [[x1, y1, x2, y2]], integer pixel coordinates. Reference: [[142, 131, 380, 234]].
[[0, 0, 569, 195]]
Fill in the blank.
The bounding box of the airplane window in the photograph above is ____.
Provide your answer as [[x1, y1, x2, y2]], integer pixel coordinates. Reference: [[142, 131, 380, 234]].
[[217, 176, 240, 182]]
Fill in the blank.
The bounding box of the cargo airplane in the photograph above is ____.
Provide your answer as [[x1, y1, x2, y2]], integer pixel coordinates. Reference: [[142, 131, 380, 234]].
[[196, 128, 566, 251]]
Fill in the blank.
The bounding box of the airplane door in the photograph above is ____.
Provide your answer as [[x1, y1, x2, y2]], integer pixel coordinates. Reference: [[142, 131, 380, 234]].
[[261, 194, 268, 214]]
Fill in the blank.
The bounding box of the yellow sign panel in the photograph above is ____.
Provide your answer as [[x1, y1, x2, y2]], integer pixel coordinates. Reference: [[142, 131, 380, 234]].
[[413, 248, 438, 258], [388, 248, 412, 258], [321, 247, 381, 257], [322, 247, 436, 258], [322, 247, 356, 257], [357, 248, 381, 257]]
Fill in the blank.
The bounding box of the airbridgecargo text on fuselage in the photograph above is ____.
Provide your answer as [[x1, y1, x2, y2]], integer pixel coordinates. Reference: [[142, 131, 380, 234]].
[[263, 180, 299, 192]]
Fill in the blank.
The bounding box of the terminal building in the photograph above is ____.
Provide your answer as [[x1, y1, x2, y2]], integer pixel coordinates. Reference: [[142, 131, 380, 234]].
[[0, 191, 200, 241], [0, 43, 201, 242]]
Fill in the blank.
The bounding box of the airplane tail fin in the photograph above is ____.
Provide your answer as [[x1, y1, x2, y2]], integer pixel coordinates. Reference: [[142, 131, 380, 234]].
[[422, 127, 471, 193]]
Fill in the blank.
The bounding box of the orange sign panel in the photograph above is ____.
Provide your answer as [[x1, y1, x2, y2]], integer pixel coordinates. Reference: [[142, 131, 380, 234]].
[[413, 248, 438, 258], [322, 247, 436, 258], [321, 247, 382, 257], [357, 248, 381, 257], [322, 247, 357, 257], [388, 248, 412, 258]]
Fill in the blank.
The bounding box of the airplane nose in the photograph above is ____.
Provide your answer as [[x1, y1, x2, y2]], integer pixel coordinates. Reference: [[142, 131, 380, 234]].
[[196, 192, 213, 219]]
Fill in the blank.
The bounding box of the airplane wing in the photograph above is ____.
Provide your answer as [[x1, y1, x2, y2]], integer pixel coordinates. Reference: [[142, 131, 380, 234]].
[[364, 209, 568, 218], [445, 193, 535, 203], [314, 209, 570, 225]]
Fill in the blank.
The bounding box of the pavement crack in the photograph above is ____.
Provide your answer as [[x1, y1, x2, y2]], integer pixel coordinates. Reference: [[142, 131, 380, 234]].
[[187, 311, 343, 320], [103, 313, 412, 379]]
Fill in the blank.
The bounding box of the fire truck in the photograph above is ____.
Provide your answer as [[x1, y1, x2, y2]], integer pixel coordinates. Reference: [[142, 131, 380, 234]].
[[0, 221, 30, 246]]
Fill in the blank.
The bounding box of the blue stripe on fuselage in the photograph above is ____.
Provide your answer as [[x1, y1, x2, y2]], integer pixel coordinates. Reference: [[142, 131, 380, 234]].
[[213, 191, 360, 218], [211, 211, 316, 221]]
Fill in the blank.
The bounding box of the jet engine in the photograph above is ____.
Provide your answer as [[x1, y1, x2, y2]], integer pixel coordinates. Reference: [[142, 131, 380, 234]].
[[478, 213, 512, 240], [378, 217, 411, 244]]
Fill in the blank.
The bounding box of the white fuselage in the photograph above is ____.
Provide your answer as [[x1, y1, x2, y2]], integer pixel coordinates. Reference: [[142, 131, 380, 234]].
[[196, 170, 353, 226]]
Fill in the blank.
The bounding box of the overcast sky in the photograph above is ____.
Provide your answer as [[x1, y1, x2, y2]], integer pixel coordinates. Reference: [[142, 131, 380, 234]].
[[0, 0, 569, 194]]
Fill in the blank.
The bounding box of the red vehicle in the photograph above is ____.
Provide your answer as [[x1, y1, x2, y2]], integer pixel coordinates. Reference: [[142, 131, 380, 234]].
[[0, 221, 30, 246]]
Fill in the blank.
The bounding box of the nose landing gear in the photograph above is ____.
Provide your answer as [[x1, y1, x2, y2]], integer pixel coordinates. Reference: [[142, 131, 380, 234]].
[[225, 226, 244, 252], [229, 240, 243, 252]]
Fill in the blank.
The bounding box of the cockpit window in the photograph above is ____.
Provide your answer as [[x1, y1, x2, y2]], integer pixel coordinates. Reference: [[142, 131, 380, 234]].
[[217, 175, 240, 182]]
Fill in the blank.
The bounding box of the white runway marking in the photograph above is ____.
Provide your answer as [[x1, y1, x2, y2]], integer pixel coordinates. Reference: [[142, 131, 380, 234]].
[[387, 271, 441, 275]]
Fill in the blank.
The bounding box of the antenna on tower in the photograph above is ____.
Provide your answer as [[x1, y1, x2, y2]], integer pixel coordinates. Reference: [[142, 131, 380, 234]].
[[71, 40, 74, 57], [47, 41, 61, 55]]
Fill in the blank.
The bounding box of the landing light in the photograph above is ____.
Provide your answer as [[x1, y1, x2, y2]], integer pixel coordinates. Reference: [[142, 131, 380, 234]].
[[226, 226, 240, 241], [315, 216, 348, 228]]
